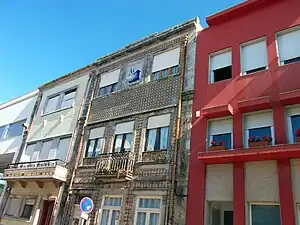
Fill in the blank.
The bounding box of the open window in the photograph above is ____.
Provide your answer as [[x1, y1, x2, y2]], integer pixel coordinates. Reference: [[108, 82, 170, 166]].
[[209, 50, 232, 83]]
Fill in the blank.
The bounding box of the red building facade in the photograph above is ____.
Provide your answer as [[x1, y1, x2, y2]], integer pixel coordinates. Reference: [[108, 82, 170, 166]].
[[187, 0, 300, 225]]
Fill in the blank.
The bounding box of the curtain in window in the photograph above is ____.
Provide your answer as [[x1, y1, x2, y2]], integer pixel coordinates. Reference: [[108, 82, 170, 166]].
[[104, 197, 122, 207], [146, 129, 157, 151], [100, 209, 109, 225], [124, 134, 132, 151], [136, 212, 146, 225], [160, 127, 169, 150], [110, 210, 120, 225], [149, 213, 159, 225], [139, 199, 161, 209]]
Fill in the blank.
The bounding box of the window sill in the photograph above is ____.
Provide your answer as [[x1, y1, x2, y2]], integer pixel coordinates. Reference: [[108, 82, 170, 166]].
[[41, 106, 73, 117], [2, 216, 31, 223], [209, 77, 232, 85], [240, 67, 268, 77]]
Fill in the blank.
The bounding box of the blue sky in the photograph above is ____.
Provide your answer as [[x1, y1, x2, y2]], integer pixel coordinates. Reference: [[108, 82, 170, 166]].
[[0, 0, 243, 104]]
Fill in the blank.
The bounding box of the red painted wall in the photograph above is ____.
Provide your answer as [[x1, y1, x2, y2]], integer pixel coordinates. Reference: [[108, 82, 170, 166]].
[[187, 0, 300, 224]]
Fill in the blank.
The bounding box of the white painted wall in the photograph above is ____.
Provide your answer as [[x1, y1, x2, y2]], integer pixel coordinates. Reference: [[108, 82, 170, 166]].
[[28, 75, 89, 142], [0, 91, 38, 161], [205, 164, 233, 201], [245, 161, 279, 202]]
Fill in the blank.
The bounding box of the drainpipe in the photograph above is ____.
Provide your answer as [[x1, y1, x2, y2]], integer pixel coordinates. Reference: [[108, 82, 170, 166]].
[[169, 35, 189, 225]]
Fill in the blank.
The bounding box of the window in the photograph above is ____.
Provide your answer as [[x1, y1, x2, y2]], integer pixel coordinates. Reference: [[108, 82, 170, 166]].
[[244, 111, 274, 148], [113, 133, 132, 153], [0, 126, 5, 139], [56, 137, 71, 161], [5, 198, 22, 217], [250, 204, 281, 225], [208, 202, 233, 225], [146, 114, 170, 151], [208, 118, 233, 150], [285, 107, 300, 143], [99, 197, 122, 225], [99, 83, 117, 97], [210, 50, 232, 83], [151, 65, 179, 81], [44, 88, 77, 114], [21, 199, 35, 219], [277, 26, 300, 65], [135, 197, 162, 225], [5, 120, 26, 138], [241, 38, 268, 74], [85, 127, 105, 158]]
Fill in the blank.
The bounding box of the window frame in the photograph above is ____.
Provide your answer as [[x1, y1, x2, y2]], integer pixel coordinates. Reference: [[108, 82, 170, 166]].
[[4, 197, 36, 221], [209, 48, 232, 84], [276, 25, 300, 66], [43, 87, 77, 115], [208, 201, 233, 225], [285, 105, 300, 144], [85, 137, 104, 158], [134, 196, 163, 225], [98, 195, 123, 225], [112, 133, 132, 153], [98, 83, 117, 97], [145, 126, 169, 152], [151, 65, 179, 81], [0, 119, 26, 140], [240, 37, 268, 75], [249, 202, 281, 225]]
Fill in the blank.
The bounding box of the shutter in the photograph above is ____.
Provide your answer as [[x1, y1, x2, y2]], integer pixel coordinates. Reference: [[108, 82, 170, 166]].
[[152, 48, 180, 72], [209, 118, 233, 135], [99, 70, 120, 87], [241, 40, 267, 73], [147, 114, 171, 129], [89, 127, 105, 139], [277, 28, 300, 62], [210, 51, 232, 71], [244, 111, 273, 129], [115, 121, 134, 134]]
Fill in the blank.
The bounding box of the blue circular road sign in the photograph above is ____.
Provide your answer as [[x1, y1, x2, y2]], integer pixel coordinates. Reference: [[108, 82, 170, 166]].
[[80, 197, 94, 214]]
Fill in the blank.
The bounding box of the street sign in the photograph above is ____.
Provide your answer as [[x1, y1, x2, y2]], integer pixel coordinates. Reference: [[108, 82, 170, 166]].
[[81, 212, 89, 220], [80, 197, 94, 214]]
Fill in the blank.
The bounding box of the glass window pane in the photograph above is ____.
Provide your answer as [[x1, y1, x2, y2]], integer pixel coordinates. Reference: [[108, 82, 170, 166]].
[[39, 141, 52, 160], [57, 138, 71, 161], [249, 126, 271, 140], [6, 120, 25, 139], [95, 138, 103, 156], [44, 95, 60, 114], [86, 140, 96, 157], [212, 133, 232, 149], [110, 210, 120, 225], [137, 212, 146, 225], [114, 135, 123, 153], [162, 69, 169, 78], [146, 129, 157, 151], [291, 115, 300, 142], [251, 205, 281, 225], [106, 85, 112, 94], [61, 89, 76, 108], [154, 72, 160, 80], [149, 213, 159, 225], [0, 169, 5, 195], [124, 134, 132, 151], [111, 83, 117, 93], [99, 88, 105, 97], [100, 209, 109, 225], [0, 126, 5, 139], [171, 65, 179, 75], [160, 127, 169, 150], [139, 198, 161, 209], [104, 197, 122, 206], [21, 204, 33, 219]]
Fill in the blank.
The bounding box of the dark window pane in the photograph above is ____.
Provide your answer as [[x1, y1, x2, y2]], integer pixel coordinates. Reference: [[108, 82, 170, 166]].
[[99, 88, 105, 97], [146, 129, 157, 151], [291, 115, 300, 142], [6, 120, 25, 139], [21, 204, 33, 219], [249, 126, 271, 139], [160, 127, 169, 150], [251, 205, 281, 225], [111, 83, 117, 93], [86, 140, 96, 157], [114, 135, 123, 153], [124, 134, 132, 151], [213, 133, 232, 149], [213, 66, 232, 82], [284, 56, 300, 65], [224, 211, 233, 225], [245, 66, 266, 74]]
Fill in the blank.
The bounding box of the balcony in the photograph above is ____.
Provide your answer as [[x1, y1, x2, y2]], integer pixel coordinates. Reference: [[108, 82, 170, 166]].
[[95, 152, 135, 180], [3, 159, 68, 184], [198, 143, 300, 164]]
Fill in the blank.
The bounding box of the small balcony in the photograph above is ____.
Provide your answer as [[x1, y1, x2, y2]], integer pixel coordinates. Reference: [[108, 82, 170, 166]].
[[3, 159, 68, 184], [95, 152, 135, 180]]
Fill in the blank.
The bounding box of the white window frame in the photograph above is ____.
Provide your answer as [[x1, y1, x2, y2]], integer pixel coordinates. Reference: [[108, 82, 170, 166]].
[[207, 117, 233, 150], [134, 196, 163, 225], [208, 48, 232, 84], [243, 110, 275, 148], [98, 195, 123, 225], [285, 105, 300, 144], [240, 37, 268, 75], [249, 202, 281, 225], [209, 201, 233, 225], [276, 25, 300, 66], [43, 87, 77, 115]]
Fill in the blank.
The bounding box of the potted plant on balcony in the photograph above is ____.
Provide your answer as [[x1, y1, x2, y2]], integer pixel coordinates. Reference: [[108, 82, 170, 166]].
[[248, 136, 272, 147], [296, 129, 300, 143], [208, 140, 226, 151]]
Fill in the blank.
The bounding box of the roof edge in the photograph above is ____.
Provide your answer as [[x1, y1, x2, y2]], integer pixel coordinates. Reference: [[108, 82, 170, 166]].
[[0, 90, 39, 110]]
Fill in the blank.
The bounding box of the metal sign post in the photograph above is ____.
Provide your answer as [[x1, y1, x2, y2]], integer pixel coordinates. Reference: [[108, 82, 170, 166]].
[[80, 197, 94, 225]]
